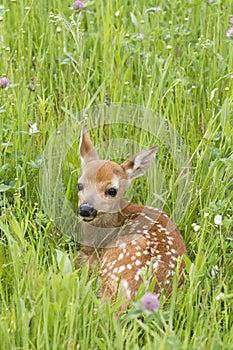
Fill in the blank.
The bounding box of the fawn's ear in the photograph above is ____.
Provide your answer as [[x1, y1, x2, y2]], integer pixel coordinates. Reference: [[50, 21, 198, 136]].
[[79, 126, 99, 165], [121, 145, 159, 180]]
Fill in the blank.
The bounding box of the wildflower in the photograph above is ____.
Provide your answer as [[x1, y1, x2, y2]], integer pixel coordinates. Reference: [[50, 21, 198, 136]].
[[140, 292, 159, 311], [154, 6, 161, 11], [214, 214, 222, 226], [230, 17, 233, 24], [207, 0, 213, 3], [211, 265, 219, 277], [29, 123, 40, 135], [0, 77, 10, 88], [74, 1, 84, 10], [193, 224, 200, 232], [215, 292, 225, 301], [226, 28, 233, 38], [137, 33, 144, 40]]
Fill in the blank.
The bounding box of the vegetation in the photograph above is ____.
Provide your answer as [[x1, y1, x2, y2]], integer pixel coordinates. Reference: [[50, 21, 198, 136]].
[[0, 0, 232, 349]]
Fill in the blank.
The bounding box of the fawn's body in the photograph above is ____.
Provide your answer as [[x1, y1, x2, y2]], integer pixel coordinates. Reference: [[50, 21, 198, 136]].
[[77, 127, 187, 300]]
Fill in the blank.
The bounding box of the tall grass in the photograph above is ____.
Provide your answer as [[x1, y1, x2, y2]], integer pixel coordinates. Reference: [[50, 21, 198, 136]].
[[0, 0, 233, 349]]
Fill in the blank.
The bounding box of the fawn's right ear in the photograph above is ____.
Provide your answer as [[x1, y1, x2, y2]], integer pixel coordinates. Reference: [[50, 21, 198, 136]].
[[121, 145, 159, 180], [79, 126, 99, 165]]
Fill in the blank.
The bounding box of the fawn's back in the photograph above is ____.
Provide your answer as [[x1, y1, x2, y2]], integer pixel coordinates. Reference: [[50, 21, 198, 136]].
[[77, 126, 188, 300]]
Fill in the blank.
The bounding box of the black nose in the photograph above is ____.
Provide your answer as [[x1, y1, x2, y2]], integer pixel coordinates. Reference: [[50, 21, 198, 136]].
[[78, 203, 97, 219]]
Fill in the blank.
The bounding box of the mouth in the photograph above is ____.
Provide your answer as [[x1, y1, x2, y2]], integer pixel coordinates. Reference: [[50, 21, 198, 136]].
[[81, 216, 96, 222]]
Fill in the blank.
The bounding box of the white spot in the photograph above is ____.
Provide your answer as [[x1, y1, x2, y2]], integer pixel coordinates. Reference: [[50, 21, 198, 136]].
[[119, 243, 127, 249], [169, 263, 175, 268], [101, 257, 107, 266], [136, 245, 141, 250], [122, 279, 131, 297], [102, 268, 107, 274], [143, 225, 148, 229], [136, 267, 145, 275], [131, 256, 136, 261], [143, 250, 149, 255], [127, 264, 132, 270], [135, 260, 142, 266], [171, 249, 177, 254], [131, 240, 137, 245], [153, 261, 159, 269], [134, 275, 140, 281], [122, 280, 128, 288], [118, 265, 126, 273], [118, 253, 124, 260], [136, 252, 141, 257], [144, 215, 155, 223]]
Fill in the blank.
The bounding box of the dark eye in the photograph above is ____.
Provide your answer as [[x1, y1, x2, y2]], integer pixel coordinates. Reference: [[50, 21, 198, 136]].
[[106, 188, 118, 197], [78, 183, 84, 191]]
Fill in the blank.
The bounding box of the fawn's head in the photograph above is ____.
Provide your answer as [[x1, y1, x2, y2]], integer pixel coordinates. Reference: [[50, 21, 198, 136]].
[[77, 126, 159, 225]]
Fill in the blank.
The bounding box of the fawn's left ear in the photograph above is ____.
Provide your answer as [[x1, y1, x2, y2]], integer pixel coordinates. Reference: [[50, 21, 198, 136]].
[[79, 126, 99, 165], [121, 145, 159, 180]]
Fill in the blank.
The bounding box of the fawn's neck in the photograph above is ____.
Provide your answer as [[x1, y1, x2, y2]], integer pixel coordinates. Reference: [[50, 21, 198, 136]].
[[80, 200, 143, 248]]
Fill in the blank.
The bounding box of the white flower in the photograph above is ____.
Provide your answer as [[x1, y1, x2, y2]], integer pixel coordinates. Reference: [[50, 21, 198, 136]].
[[211, 265, 219, 277], [29, 123, 40, 135], [214, 214, 222, 226], [193, 225, 200, 232], [216, 292, 225, 301]]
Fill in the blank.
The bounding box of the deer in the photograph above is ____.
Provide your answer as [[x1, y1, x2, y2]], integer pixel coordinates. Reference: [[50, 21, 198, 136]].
[[77, 126, 188, 303]]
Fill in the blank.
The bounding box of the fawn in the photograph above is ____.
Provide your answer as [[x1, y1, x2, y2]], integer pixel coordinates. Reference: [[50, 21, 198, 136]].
[[77, 126, 188, 301]]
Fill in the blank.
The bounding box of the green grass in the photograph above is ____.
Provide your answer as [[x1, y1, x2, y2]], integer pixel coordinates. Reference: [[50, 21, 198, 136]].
[[0, 0, 233, 349]]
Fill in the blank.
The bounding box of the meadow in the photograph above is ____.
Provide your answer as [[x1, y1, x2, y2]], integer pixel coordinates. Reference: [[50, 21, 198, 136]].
[[0, 0, 233, 349]]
